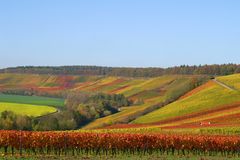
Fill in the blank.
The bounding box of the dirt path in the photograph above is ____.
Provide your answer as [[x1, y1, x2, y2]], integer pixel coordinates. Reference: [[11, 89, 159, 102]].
[[212, 78, 235, 91], [35, 108, 61, 119]]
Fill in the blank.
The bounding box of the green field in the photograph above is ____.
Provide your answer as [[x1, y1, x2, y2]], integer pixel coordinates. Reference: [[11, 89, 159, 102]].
[[0, 102, 57, 117], [0, 94, 63, 117], [0, 94, 64, 107]]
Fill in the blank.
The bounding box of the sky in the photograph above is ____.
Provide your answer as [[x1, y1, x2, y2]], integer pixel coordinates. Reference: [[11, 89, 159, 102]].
[[0, 0, 240, 68]]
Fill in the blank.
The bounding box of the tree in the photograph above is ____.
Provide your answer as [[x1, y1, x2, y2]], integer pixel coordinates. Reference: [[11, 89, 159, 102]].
[[34, 117, 59, 131], [15, 115, 32, 130]]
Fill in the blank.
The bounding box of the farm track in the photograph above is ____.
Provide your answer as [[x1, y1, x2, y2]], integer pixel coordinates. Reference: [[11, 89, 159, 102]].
[[35, 108, 61, 119], [213, 78, 236, 91]]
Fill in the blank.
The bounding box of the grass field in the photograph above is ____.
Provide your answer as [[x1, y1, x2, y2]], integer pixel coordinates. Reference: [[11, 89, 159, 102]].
[[0, 94, 64, 107], [0, 102, 57, 117], [0, 94, 63, 117]]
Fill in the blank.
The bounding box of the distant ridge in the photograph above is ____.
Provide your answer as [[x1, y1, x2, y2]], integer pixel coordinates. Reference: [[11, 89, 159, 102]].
[[0, 64, 239, 77]]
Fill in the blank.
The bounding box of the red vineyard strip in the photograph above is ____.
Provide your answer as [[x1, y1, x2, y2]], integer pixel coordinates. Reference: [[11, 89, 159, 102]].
[[109, 85, 129, 94], [163, 112, 240, 129], [90, 78, 126, 92], [102, 123, 150, 129], [1, 130, 240, 156]]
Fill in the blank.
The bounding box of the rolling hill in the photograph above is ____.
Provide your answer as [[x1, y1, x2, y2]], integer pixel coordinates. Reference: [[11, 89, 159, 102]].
[[83, 75, 206, 129], [0, 73, 207, 127], [0, 72, 240, 131], [131, 74, 240, 130]]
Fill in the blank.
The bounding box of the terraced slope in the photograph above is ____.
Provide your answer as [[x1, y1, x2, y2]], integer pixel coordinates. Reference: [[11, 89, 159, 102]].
[[0, 73, 105, 93], [133, 74, 240, 129], [0, 73, 207, 126], [83, 76, 204, 129], [0, 73, 73, 92]]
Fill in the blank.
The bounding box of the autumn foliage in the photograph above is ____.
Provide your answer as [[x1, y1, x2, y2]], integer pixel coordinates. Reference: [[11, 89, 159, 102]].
[[0, 130, 240, 156]]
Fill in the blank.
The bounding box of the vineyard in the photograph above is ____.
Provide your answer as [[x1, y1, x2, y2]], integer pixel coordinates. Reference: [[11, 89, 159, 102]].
[[0, 130, 240, 158]]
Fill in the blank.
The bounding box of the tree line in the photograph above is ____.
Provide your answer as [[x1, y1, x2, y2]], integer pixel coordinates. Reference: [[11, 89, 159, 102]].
[[1, 64, 240, 77]]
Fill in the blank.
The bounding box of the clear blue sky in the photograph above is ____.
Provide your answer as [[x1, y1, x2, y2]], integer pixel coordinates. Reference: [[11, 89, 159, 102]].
[[0, 0, 240, 68]]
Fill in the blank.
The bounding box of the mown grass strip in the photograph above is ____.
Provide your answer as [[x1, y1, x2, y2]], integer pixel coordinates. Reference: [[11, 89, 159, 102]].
[[0, 94, 64, 107]]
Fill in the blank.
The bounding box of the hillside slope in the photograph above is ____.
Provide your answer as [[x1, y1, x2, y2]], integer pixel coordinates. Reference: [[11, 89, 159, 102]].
[[133, 74, 240, 129], [216, 73, 240, 90], [0, 73, 207, 128], [83, 75, 206, 129]]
